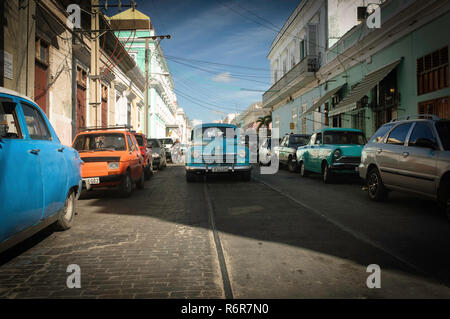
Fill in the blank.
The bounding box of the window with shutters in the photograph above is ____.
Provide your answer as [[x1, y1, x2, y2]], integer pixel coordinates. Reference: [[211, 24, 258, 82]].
[[417, 46, 448, 95]]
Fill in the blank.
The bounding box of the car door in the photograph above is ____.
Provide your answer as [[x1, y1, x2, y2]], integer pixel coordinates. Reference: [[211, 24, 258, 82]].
[[398, 121, 438, 195], [20, 102, 68, 219], [126, 134, 138, 180], [377, 122, 413, 187], [302, 134, 315, 171], [0, 97, 44, 242], [310, 132, 322, 172]]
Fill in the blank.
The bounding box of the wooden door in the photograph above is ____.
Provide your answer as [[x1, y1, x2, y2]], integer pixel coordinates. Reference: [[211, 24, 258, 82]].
[[34, 62, 48, 114]]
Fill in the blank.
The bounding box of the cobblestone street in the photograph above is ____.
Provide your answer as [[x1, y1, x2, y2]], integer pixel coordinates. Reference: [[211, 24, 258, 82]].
[[1, 165, 450, 299]]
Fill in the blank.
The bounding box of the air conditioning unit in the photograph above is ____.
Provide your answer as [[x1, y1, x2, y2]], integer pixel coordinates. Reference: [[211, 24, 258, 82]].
[[357, 7, 368, 22]]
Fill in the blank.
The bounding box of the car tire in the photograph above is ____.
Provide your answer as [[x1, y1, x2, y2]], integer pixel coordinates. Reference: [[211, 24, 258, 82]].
[[144, 163, 152, 180], [299, 161, 308, 177], [120, 171, 133, 197], [186, 172, 197, 183], [137, 170, 145, 190], [367, 168, 388, 201], [241, 171, 251, 182], [288, 157, 298, 173], [323, 163, 334, 184], [54, 190, 75, 230]]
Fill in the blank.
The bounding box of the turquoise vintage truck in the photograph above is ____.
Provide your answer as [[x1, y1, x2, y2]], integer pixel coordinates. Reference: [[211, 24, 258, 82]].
[[185, 123, 251, 182], [296, 128, 366, 183]]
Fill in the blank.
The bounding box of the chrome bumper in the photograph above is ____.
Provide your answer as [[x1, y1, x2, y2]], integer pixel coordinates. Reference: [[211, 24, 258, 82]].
[[185, 165, 252, 173]]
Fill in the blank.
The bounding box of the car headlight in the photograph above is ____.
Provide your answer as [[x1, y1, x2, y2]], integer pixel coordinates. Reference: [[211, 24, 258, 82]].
[[152, 153, 160, 158], [333, 149, 342, 161], [193, 150, 201, 159], [108, 162, 119, 170], [238, 149, 246, 158]]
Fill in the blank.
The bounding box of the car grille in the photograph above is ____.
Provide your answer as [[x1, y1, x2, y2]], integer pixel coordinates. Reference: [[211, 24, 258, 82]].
[[335, 156, 361, 164], [81, 156, 121, 163], [201, 154, 237, 164]]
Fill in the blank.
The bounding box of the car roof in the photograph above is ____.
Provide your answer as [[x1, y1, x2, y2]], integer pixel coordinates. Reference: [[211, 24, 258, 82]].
[[0, 87, 35, 103], [75, 130, 130, 135], [192, 123, 238, 130], [314, 128, 363, 133]]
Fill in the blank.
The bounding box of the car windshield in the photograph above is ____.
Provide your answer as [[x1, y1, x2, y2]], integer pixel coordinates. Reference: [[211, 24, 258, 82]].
[[134, 135, 144, 147], [435, 121, 450, 150], [323, 131, 367, 145], [161, 138, 174, 145], [290, 135, 309, 146], [194, 126, 232, 139], [73, 133, 127, 152], [148, 139, 160, 148]]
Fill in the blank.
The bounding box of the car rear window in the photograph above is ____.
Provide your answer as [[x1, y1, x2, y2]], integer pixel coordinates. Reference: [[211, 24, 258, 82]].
[[369, 123, 395, 143], [134, 134, 144, 147], [436, 121, 450, 150], [290, 135, 309, 146], [73, 133, 126, 152]]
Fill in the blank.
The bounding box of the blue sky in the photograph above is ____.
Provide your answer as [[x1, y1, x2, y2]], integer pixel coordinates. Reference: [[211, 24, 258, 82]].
[[126, 0, 300, 123]]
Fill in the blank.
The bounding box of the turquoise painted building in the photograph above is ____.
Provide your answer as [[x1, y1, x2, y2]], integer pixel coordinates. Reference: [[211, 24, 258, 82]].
[[109, 9, 177, 138], [267, 0, 449, 139]]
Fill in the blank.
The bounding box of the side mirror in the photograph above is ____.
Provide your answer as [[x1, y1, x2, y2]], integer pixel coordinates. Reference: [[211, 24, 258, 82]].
[[414, 138, 438, 150]]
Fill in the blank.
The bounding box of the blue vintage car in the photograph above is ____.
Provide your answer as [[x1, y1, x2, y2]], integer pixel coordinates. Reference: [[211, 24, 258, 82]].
[[296, 128, 366, 183], [185, 123, 251, 182], [0, 88, 82, 254]]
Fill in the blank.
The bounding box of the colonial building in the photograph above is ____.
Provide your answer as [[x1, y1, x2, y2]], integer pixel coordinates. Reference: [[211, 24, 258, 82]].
[[1, 0, 145, 145], [233, 102, 269, 130], [109, 8, 178, 138]]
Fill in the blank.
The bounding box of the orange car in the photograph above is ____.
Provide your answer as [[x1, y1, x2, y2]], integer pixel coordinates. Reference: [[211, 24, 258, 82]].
[[72, 126, 145, 197]]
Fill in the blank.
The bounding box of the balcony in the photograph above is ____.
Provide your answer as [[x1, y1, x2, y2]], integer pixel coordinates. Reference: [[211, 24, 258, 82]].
[[263, 56, 318, 109]]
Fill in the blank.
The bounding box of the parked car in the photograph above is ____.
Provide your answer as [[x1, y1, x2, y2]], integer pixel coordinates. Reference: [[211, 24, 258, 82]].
[[296, 128, 366, 183], [0, 88, 82, 254], [72, 127, 145, 197], [359, 116, 450, 218], [185, 123, 251, 182], [159, 137, 174, 162], [148, 138, 167, 170], [274, 134, 310, 172], [133, 132, 153, 180]]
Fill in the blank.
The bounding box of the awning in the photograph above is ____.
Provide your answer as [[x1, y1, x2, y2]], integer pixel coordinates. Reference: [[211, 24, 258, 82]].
[[330, 59, 403, 116], [301, 84, 346, 117]]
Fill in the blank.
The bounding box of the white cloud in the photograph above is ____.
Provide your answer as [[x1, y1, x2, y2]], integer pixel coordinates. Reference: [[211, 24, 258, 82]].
[[212, 72, 233, 83]]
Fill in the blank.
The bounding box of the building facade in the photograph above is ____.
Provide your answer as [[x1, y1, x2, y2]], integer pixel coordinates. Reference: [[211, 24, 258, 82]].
[[262, 0, 450, 139], [1, 0, 145, 145], [109, 9, 178, 138]]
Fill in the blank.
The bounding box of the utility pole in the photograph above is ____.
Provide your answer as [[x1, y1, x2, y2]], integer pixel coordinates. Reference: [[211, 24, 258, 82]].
[[90, 0, 100, 126], [141, 34, 171, 137]]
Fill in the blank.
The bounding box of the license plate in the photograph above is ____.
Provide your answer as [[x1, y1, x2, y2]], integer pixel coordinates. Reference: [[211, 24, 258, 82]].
[[211, 166, 228, 173], [83, 177, 100, 184]]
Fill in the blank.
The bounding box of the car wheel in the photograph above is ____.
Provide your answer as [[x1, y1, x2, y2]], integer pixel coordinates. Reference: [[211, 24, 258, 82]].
[[288, 157, 298, 173], [144, 164, 152, 180], [241, 171, 251, 182], [367, 168, 388, 201], [137, 170, 145, 190], [186, 172, 197, 182], [120, 171, 133, 197], [300, 161, 308, 177], [323, 163, 334, 184], [55, 190, 75, 230]]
